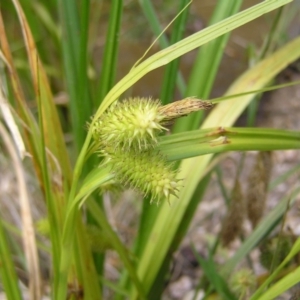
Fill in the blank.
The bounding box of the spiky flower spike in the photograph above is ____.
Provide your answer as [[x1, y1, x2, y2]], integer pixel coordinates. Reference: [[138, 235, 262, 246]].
[[90, 97, 214, 203], [106, 147, 180, 204], [92, 97, 167, 151]]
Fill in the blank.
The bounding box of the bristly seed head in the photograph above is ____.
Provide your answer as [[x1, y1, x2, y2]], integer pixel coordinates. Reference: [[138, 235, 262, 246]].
[[105, 147, 181, 204], [91, 97, 167, 151], [88, 96, 214, 204]]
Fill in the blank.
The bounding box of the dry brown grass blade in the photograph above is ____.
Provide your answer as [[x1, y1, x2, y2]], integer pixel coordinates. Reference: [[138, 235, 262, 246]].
[[0, 11, 28, 111], [0, 85, 26, 159], [0, 9, 44, 184], [0, 122, 42, 300], [11, 0, 72, 188]]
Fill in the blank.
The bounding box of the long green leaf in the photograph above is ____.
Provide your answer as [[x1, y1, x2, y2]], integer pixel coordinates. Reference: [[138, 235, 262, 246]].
[[58, 0, 92, 151], [138, 0, 188, 99], [159, 127, 300, 161], [160, 0, 190, 104], [96, 0, 123, 104]]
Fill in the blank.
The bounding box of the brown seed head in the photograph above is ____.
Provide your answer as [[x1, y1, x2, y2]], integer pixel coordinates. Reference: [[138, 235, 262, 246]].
[[159, 97, 214, 125]]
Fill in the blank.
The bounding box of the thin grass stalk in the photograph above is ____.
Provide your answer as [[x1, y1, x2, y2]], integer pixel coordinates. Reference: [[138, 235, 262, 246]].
[[31, 2, 60, 44], [138, 0, 169, 47], [270, 164, 300, 190], [160, 0, 190, 104], [210, 79, 300, 103], [173, 0, 243, 133], [259, 7, 285, 59], [36, 71, 61, 295], [139, 0, 186, 96], [78, 0, 93, 125], [78, 0, 107, 281], [96, 0, 123, 104], [247, 7, 286, 126]]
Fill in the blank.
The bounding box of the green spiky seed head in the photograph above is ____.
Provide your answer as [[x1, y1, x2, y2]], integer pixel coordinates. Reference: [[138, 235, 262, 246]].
[[106, 148, 180, 203], [91, 97, 167, 150]]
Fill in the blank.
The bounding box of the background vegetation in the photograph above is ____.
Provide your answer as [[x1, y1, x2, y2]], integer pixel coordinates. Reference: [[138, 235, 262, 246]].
[[0, 0, 300, 299]]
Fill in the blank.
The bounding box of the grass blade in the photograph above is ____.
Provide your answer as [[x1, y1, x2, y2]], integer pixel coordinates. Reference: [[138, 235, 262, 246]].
[[58, 0, 93, 150], [159, 127, 300, 161], [160, 0, 190, 104], [96, 0, 123, 104], [195, 250, 237, 300], [139, 0, 188, 98], [173, 0, 243, 132]]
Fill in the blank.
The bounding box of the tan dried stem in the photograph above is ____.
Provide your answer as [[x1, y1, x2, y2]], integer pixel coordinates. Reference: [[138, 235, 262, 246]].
[[0, 85, 26, 159], [0, 123, 42, 299]]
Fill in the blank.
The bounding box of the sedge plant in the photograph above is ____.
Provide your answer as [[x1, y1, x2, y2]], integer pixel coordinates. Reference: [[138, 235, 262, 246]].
[[1, 0, 300, 299]]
